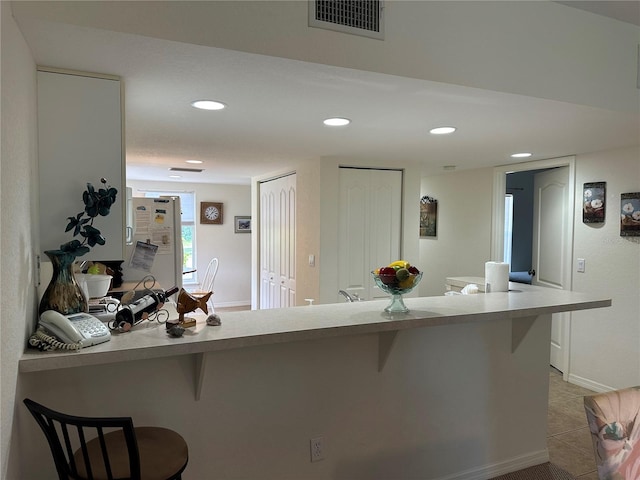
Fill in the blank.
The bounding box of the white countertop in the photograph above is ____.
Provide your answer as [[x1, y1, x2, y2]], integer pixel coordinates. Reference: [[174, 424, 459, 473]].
[[20, 283, 611, 373]]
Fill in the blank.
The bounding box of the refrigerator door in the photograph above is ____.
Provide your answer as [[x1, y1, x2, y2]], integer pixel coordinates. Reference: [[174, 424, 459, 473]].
[[122, 197, 183, 295]]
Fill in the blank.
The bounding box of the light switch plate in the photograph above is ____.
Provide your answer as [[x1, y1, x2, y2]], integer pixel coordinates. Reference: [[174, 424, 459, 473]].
[[577, 258, 585, 273]]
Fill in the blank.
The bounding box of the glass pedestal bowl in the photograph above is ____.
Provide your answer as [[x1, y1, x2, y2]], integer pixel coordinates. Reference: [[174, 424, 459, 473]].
[[371, 271, 423, 313]]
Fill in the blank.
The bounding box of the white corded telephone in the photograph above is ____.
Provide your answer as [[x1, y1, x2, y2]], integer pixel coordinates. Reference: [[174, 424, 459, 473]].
[[30, 310, 111, 351]]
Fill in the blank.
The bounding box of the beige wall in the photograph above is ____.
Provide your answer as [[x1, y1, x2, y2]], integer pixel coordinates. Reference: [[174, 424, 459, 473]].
[[127, 180, 252, 307], [419, 167, 495, 296], [1, 3, 39, 477], [570, 146, 640, 390]]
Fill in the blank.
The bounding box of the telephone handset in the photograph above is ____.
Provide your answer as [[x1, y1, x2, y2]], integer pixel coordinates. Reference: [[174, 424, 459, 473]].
[[33, 310, 111, 350]]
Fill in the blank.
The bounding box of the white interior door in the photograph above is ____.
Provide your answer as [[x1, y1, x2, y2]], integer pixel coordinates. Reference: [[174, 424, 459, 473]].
[[532, 167, 570, 371], [338, 168, 402, 302], [259, 174, 296, 309]]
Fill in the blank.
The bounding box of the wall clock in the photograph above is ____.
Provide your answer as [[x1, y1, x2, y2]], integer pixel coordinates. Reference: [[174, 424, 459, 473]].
[[200, 202, 223, 224]]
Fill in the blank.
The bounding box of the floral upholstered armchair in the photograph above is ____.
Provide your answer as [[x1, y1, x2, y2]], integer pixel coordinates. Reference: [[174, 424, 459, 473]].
[[584, 386, 640, 479]]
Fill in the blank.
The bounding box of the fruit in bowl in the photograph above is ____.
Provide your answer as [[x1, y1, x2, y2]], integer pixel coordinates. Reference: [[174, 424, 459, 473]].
[[372, 261, 423, 313], [373, 261, 422, 292]]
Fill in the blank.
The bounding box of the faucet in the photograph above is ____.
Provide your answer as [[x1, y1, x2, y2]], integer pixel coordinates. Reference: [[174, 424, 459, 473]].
[[338, 290, 363, 302], [338, 290, 355, 302]]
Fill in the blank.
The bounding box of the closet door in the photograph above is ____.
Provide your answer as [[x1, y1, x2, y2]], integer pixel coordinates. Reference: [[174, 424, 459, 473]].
[[338, 168, 402, 301], [37, 69, 124, 261], [259, 174, 296, 309]]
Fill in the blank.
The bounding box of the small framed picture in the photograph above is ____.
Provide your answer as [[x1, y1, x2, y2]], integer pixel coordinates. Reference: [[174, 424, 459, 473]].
[[420, 196, 437, 237], [234, 216, 252, 233], [583, 182, 606, 224], [620, 193, 640, 236]]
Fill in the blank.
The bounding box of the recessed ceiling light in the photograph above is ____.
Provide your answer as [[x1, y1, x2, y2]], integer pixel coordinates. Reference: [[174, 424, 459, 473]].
[[186, 160, 203, 164], [191, 100, 226, 111], [511, 152, 532, 158], [430, 126, 456, 135], [169, 175, 182, 179], [323, 117, 351, 127]]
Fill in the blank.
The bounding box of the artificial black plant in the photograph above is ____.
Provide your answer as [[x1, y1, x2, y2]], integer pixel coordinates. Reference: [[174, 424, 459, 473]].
[[57, 178, 118, 257]]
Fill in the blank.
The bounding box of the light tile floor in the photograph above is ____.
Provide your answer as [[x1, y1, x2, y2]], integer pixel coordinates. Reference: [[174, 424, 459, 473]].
[[548, 367, 599, 479]]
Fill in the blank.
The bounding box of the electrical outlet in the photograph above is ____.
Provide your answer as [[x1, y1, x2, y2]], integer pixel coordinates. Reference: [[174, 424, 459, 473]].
[[310, 436, 325, 462]]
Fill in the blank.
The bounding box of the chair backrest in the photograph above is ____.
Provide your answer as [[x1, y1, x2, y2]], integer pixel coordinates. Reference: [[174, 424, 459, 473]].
[[200, 258, 219, 293], [24, 398, 141, 480], [584, 386, 640, 479]]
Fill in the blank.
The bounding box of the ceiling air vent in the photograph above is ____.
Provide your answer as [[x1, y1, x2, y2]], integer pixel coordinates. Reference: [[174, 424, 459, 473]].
[[309, 0, 384, 40], [169, 167, 203, 173]]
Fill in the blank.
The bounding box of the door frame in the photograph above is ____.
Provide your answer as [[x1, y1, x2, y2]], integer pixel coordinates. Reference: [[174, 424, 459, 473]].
[[491, 156, 576, 379]]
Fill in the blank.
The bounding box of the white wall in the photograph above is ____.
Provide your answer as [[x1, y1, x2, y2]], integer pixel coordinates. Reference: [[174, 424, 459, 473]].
[[569, 146, 640, 390], [127, 180, 251, 307], [419, 168, 494, 297], [419, 148, 640, 389], [0, 3, 39, 477]]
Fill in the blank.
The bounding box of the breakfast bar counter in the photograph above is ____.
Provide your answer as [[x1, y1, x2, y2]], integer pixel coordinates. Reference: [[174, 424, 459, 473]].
[[20, 283, 609, 374], [18, 284, 611, 480]]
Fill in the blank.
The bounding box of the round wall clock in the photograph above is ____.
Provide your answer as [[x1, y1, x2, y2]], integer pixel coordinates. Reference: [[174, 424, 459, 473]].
[[200, 202, 223, 224]]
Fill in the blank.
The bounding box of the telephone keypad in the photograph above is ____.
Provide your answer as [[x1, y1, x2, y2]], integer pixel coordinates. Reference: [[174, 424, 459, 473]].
[[71, 315, 110, 338]]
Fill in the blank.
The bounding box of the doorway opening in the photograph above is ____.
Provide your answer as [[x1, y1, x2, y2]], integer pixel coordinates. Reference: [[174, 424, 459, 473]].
[[492, 156, 576, 378]]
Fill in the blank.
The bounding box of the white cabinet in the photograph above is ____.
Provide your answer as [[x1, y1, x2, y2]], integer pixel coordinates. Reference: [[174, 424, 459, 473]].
[[37, 69, 124, 262]]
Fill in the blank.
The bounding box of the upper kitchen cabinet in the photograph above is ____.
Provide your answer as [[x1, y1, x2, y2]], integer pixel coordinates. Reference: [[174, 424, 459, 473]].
[[37, 68, 125, 262]]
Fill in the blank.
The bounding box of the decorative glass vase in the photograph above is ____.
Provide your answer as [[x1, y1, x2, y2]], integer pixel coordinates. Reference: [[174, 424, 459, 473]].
[[371, 271, 423, 313], [39, 250, 87, 315]]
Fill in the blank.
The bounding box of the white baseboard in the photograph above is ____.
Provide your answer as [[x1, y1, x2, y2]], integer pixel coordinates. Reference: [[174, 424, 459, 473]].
[[568, 373, 615, 393], [214, 300, 251, 309], [432, 450, 549, 480]]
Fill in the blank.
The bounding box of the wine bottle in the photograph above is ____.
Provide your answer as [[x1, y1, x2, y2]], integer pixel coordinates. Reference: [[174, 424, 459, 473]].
[[114, 286, 179, 331]]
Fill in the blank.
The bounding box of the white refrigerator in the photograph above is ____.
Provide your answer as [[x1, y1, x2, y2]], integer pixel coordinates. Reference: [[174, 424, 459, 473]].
[[122, 197, 183, 297]]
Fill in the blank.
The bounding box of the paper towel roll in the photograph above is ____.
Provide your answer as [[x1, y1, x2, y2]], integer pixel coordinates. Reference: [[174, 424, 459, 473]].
[[485, 261, 509, 292]]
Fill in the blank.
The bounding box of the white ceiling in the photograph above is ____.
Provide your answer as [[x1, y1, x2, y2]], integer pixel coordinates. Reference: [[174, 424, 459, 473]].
[[14, 2, 640, 185]]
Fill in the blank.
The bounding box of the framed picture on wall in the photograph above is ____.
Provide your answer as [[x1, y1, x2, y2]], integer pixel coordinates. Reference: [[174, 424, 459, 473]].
[[582, 182, 606, 224], [620, 193, 640, 236], [420, 196, 437, 237], [234, 216, 252, 233]]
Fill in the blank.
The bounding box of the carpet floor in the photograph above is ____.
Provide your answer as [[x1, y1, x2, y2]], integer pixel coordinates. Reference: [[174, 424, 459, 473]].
[[491, 462, 575, 480]]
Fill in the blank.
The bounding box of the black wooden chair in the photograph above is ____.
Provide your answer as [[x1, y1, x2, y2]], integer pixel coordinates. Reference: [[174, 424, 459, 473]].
[[23, 398, 188, 480]]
